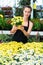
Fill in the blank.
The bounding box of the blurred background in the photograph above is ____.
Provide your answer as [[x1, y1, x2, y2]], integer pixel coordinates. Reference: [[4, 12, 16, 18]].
[[0, 0, 43, 18], [0, 0, 43, 42]]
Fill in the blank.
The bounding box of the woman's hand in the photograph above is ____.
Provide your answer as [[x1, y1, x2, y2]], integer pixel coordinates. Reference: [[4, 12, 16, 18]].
[[10, 25, 17, 33], [14, 25, 18, 31], [18, 25, 24, 31], [18, 25, 28, 36], [18, 25, 28, 37]]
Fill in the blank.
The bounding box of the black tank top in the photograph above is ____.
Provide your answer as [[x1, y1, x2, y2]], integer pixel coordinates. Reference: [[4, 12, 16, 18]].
[[12, 21, 29, 43], [23, 21, 29, 31]]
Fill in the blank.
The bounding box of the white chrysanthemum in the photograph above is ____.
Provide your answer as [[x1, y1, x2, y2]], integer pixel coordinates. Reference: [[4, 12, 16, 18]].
[[29, 49, 35, 55]]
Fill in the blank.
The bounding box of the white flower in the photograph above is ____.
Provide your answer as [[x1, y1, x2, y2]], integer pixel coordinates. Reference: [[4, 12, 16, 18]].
[[29, 49, 35, 55], [7, 50, 12, 54]]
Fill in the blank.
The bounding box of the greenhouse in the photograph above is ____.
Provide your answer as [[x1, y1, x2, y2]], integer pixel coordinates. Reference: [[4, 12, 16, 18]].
[[0, 0, 43, 65]]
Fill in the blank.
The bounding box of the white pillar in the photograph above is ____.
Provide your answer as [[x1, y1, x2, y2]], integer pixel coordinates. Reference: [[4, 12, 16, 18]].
[[16, 0, 20, 7], [30, 0, 33, 19], [42, 0, 43, 6]]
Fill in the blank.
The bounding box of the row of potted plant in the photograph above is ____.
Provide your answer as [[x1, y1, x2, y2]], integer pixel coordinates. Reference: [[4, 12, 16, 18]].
[[11, 16, 43, 31], [31, 18, 43, 31], [0, 14, 12, 30], [0, 15, 43, 31]]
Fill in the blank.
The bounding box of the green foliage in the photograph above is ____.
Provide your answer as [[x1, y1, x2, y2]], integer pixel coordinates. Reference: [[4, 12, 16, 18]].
[[16, 21, 22, 26], [19, 0, 30, 6], [15, 7, 23, 16], [28, 35, 40, 42], [31, 18, 41, 31], [0, 18, 12, 30], [0, 34, 40, 43], [0, 34, 12, 42], [15, 0, 30, 16], [0, 10, 5, 17], [19, 0, 36, 6], [40, 23, 43, 31], [40, 20, 43, 31]]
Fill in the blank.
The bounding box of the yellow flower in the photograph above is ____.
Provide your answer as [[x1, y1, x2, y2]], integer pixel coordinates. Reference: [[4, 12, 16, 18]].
[[0, 14, 3, 18], [11, 16, 23, 26], [0, 41, 43, 56]]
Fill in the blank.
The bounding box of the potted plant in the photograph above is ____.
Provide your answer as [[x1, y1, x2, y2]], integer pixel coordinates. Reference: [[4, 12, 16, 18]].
[[31, 18, 41, 31]]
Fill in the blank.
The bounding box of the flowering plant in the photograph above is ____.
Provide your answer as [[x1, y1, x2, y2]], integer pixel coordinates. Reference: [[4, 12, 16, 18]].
[[0, 41, 43, 65], [0, 14, 3, 18], [11, 16, 23, 26]]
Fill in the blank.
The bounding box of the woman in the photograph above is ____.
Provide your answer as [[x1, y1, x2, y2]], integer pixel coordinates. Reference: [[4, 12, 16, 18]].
[[10, 5, 33, 43]]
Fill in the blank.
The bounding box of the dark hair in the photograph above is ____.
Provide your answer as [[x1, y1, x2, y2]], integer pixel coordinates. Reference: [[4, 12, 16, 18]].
[[23, 5, 32, 20], [23, 5, 32, 12]]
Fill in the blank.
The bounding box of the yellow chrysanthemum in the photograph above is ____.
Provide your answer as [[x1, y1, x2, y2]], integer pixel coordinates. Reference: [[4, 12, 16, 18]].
[[11, 16, 23, 26], [0, 41, 43, 56], [0, 14, 3, 18]]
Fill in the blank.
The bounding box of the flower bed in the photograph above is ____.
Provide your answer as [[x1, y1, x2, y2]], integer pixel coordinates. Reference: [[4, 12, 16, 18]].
[[0, 41, 43, 65]]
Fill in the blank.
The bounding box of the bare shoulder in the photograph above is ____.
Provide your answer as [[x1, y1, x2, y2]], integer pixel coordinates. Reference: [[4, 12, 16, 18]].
[[29, 21, 33, 26]]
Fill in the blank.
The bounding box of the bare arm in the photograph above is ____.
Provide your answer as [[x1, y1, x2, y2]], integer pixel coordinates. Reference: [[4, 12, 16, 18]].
[[10, 25, 17, 33], [27, 21, 33, 36], [20, 21, 33, 37]]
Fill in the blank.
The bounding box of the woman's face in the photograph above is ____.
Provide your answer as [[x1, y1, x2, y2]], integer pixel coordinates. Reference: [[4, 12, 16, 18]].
[[23, 7, 31, 18]]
